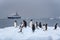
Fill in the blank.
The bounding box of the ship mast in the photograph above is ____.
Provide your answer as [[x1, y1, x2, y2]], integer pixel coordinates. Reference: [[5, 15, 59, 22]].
[[15, 12, 19, 16]]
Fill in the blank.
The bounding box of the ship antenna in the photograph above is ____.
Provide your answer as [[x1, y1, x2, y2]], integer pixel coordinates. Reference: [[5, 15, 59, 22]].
[[16, 12, 19, 16]]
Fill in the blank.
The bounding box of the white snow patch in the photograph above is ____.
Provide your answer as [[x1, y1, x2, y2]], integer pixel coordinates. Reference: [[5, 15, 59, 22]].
[[0, 26, 60, 40]]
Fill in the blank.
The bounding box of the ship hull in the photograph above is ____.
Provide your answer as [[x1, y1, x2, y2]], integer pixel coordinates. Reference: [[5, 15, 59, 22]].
[[8, 17, 21, 19]]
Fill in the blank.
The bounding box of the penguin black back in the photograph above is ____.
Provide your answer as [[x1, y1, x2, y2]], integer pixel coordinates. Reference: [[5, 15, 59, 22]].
[[23, 20, 27, 27], [45, 24, 47, 30], [32, 24, 35, 32], [39, 22, 42, 28], [54, 23, 58, 30]]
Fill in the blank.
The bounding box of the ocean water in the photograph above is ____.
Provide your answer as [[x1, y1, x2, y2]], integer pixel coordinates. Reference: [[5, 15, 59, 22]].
[[0, 18, 60, 28]]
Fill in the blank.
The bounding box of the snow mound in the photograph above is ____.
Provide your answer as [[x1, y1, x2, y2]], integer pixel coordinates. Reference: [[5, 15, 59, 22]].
[[27, 36, 52, 40], [0, 26, 60, 40]]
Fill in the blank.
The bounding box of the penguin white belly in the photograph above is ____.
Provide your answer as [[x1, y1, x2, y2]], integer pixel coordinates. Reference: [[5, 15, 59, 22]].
[[35, 23, 36, 28], [29, 22, 33, 27], [14, 22, 17, 27], [42, 26, 45, 30]]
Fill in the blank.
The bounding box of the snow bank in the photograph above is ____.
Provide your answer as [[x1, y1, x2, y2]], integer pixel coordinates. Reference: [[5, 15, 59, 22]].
[[0, 26, 60, 40]]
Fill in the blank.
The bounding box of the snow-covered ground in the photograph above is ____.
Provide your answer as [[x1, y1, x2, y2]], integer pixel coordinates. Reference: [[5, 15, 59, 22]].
[[0, 26, 60, 40]]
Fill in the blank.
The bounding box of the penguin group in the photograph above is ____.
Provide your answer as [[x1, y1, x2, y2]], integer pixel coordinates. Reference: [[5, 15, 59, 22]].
[[13, 19, 58, 33]]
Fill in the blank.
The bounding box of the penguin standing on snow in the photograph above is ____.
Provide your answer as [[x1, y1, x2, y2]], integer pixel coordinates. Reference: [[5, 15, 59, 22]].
[[29, 19, 35, 32], [19, 20, 27, 32], [32, 24, 35, 32], [43, 24, 47, 31], [43, 24, 46, 31], [35, 21, 39, 29], [14, 20, 17, 27], [39, 22, 42, 28], [29, 19, 33, 28], [45, 24, 47, 30], [19, 25, 23, 32], [54, 23, 58, 30], [23, 20, 27, 28], [19, 22, 23, 32]]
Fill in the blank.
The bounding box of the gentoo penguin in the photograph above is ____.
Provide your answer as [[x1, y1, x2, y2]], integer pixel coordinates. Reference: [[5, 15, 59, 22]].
[[43, 24, 47, 31], [32, 23, 35, 32], [14, 20, 17, 27], [23, 20, 27, 28], [39, 22, 42, 28], [54, 23, 58, 30], [19, 25, 23, 32], [29, 19, 33, 28], [35, 21, 39, 29], [45, 24, 47, 30], [43, 24, 46, 31], [19, 20, 27, 32], [20, 20, 27, 28]]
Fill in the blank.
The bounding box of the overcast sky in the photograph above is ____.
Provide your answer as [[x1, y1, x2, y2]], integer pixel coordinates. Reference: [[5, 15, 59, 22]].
[[0, 0, 60, 19]]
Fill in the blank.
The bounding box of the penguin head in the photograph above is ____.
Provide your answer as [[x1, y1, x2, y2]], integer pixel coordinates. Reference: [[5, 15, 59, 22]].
[[30, 19, 33, 21]]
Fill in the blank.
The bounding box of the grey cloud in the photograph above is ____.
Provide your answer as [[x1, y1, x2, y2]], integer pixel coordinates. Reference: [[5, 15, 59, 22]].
[[0, 0, 60, 19]]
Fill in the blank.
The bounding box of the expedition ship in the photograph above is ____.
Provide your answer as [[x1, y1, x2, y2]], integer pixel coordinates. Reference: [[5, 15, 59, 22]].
[[8, 12, 21, 19]]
